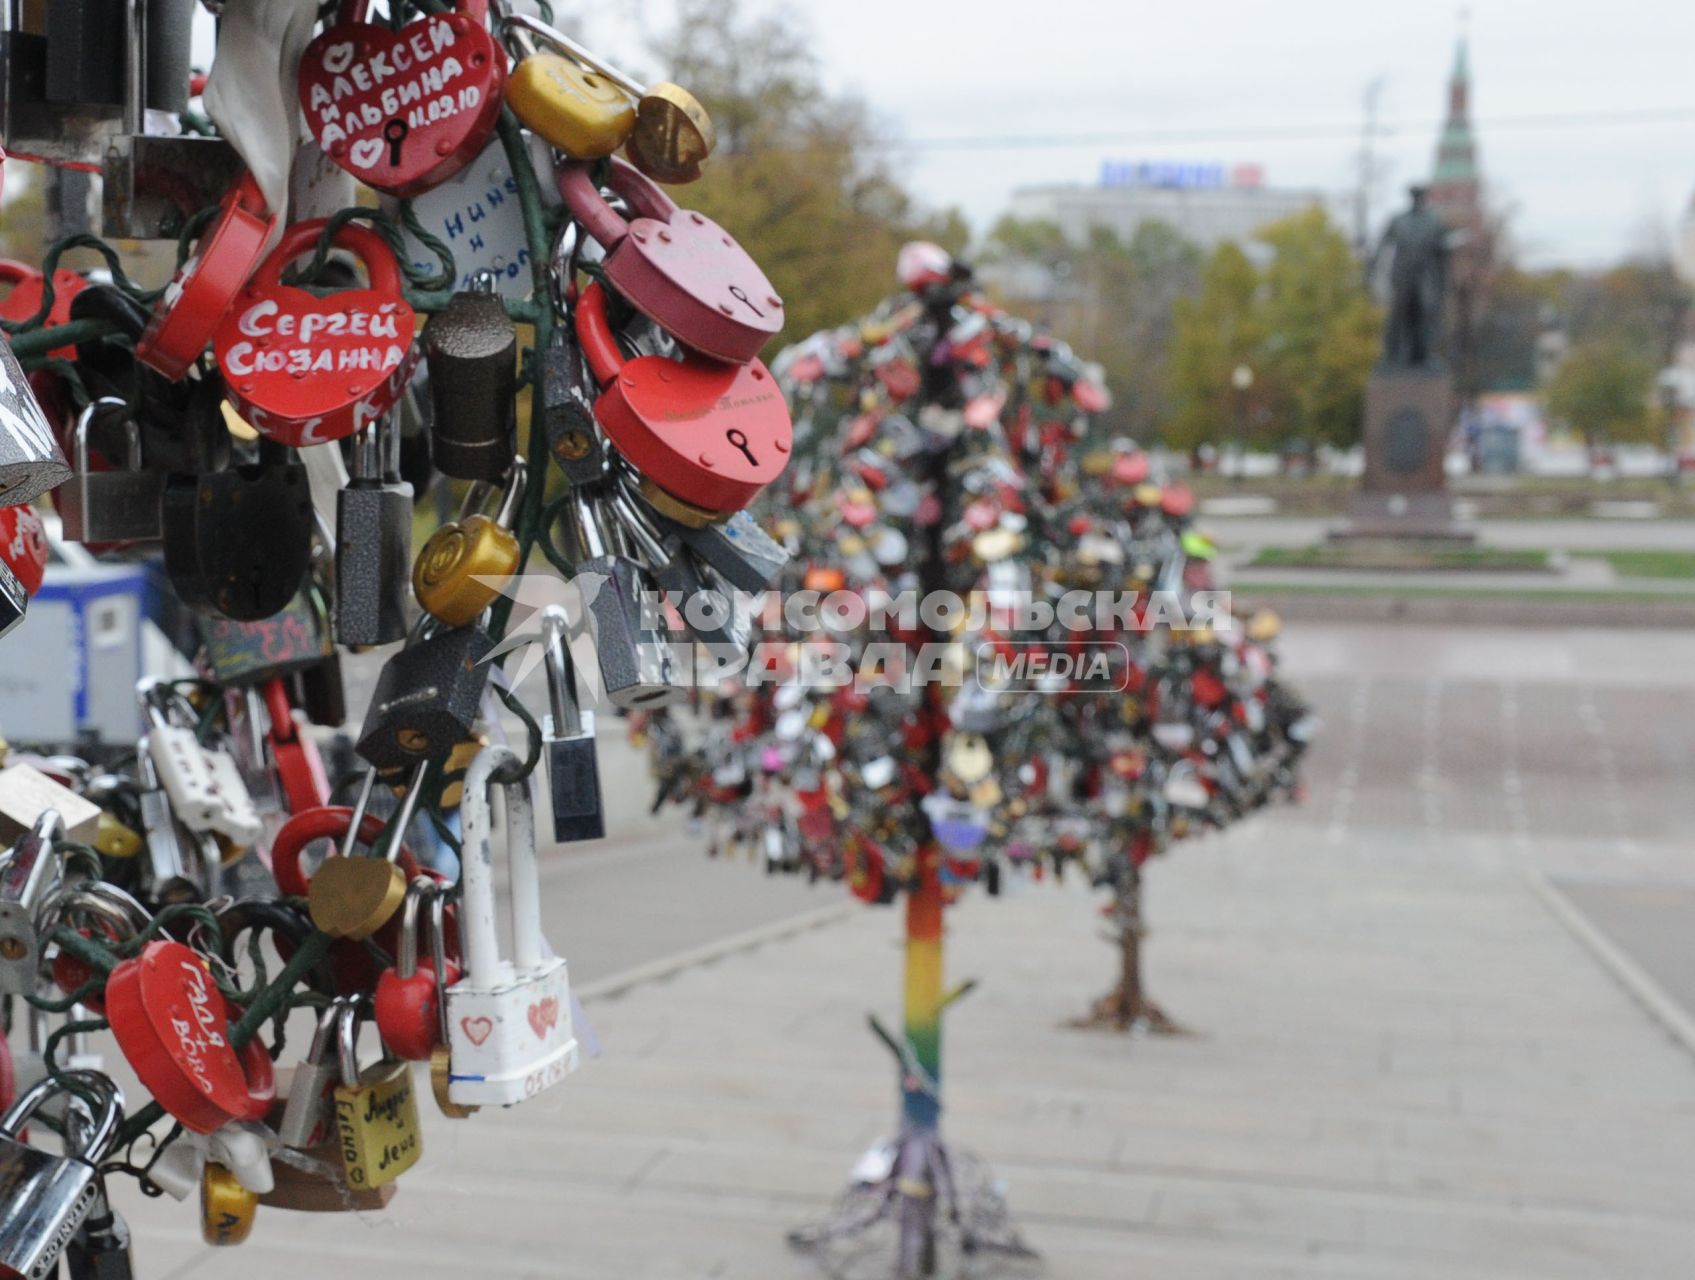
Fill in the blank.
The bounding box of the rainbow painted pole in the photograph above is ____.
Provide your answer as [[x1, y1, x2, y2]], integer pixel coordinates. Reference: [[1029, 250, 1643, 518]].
[[900, 844, 945, 1132]]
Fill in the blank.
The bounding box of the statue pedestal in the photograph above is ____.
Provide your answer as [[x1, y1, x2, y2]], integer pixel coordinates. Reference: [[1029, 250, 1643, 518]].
[[1331, 365, 1475, 544]]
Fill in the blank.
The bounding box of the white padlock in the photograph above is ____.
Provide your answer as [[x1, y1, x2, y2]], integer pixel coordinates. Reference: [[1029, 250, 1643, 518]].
[[444, 746, 579, 1106]]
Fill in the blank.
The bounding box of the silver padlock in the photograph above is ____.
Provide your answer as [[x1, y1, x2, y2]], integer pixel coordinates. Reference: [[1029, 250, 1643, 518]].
[[274, 1001, 346, 1150], [0, 810, 64, 996], [0, 1070, 125, 1280], [57, 400, 162, 545], [0, 336, 69, 507], [564, 490, 685, 711]]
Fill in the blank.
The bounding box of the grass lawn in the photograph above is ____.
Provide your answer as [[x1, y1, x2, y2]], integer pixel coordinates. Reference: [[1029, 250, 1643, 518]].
[[1250, 545, 1552, 573], [1599, 551, 1695, 580]]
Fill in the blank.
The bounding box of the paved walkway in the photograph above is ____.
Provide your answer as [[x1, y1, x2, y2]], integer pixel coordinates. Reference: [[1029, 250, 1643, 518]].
[[110, 815, 1695, 1279], [101, 621, 1695, 1277]]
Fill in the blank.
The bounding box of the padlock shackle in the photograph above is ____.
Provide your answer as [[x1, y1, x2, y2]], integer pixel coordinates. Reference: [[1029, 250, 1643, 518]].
[[335, 998, 364, 1084], [541, 606, 581, 737], [556, 158, 679, 257], [394, 879, 426, 979], [269, 806, 425, 899], [458, 745, 542, 981], [573, 282, 625, 389], [74, 397, 142, 475], [1, 1070, 123, 1159], [502, 11, 644, 98], [246, 219, 406, 307]]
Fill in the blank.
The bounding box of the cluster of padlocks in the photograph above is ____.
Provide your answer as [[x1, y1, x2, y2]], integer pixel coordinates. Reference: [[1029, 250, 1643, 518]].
[[633, 243, 1315, 902], [0, 2, 805, 1271]]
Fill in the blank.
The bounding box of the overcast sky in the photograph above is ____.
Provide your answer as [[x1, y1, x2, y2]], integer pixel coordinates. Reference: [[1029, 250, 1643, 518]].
[[194, 1, 1695, 267]]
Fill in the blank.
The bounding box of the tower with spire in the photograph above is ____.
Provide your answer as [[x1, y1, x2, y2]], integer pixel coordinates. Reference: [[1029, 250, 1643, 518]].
[[1428, 34, 1483, 247]]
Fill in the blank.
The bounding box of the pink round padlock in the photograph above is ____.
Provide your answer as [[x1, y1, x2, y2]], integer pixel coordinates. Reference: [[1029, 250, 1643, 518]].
[[559, 158, 784, 364]]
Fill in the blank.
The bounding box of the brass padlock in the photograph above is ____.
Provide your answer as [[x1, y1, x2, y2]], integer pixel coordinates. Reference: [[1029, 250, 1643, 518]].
[[200, 1164, 258, 1246], [331, 1003, 422, 1192], [504, 24, 636, 159]]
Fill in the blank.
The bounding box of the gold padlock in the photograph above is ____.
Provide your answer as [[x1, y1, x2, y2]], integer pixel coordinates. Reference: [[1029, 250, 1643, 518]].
[[94, 811, 143, 858], [201, 1164, 258, 1246], [506, 29, 637, 159], [332, 1003, 422, 1192], [413, 460, 527, 628]]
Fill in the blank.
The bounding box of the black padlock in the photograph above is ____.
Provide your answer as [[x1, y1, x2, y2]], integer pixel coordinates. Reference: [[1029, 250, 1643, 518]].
[[541, 608, 604, 843], [355, 620, 494, 769], [540, 327, 605, 488], [162, 438, 313, 621], [334, 416, 411, 647], [295, 652, 349, 729], [0, 558, 27, 641], [0, 334, 69, 507], [424, 271, 516, 481]]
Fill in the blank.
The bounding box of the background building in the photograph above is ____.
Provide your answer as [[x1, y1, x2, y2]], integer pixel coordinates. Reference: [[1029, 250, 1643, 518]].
[[1007, 162, 1328, 254]]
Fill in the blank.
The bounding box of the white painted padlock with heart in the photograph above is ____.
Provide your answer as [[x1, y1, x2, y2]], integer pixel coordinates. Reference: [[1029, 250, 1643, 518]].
[[443, 744, 579, 1106]]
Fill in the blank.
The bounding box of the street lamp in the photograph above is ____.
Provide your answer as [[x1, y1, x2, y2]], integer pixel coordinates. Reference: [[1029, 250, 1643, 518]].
[[1231, 364, 1254, 482]]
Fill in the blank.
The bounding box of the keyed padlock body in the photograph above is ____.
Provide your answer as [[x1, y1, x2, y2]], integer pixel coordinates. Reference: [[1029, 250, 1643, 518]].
[[299, 6, 506, 197], [559, 159, 784, 364], [257, 1143, 397, 1213], [577, 283, 791, 514], [445, 747, 580, 1107], [333, 1061, 421, 1191], [664, 508, 790, 592], [308, 857, 408, 941], [200, 585, 334, 686], [356, 625, 494, 769], [334, 425, 413, 647], [161, 446, 313, 622], [104, 942, 275, 1135], [0, 1135, 102, 1280], [137, 173, 276, 380], [413, 516, 519, 628], [214, 221, 417, 447], [507, 53, 635, 159], [423, 289, 516, 482], [0, 338, 69, 508], [576, 554, 685, 710]]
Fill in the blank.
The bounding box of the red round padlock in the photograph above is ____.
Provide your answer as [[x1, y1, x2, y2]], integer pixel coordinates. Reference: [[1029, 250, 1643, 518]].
[[137, 172, 276, 380], [215, 219, 417, 447], [1108, 450, 1150, 487], [0, 260, 86, 360], [106, 941, 276, 1135], [299, 0, 505, 198], [559, 158, 785, 364], [373, 885, 461, 1061], [0, 504, 47, 596], [1161, 483, 1195, 518], [576, 281, 791, 514]]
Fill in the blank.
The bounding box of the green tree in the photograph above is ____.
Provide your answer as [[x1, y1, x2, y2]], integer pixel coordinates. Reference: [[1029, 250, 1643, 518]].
[[983, 217, 1201, 441], [1165, 241, 1262, 453], [1256, 208, 1380, 452], [1543, 341, 1657, 453], [648, 0, 966, 344]]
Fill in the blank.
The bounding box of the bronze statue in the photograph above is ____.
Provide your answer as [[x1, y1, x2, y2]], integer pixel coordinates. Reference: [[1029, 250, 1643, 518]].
[[1371, 185, 1449, 369]]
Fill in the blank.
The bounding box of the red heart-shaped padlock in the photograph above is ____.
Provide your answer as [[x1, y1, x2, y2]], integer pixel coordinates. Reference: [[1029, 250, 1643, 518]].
[[576, 281, 791, 514], [138, 172, 276, 380], [298, 0, 506, 198], [0, 260, 85, 361], [215, 220, 417, 447], [560, 158, 784, 364], [106, 941, 276, 1134], [0, 503, 47, 596]]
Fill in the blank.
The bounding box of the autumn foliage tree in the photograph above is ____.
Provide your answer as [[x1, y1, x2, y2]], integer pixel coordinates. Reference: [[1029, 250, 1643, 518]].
[[650, 0, 967, 344], [1167, 209, 1378, 456]]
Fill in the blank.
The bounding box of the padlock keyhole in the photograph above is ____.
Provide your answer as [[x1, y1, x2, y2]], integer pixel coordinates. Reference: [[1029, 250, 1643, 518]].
[[384, 118, 409, 166], [728, 285, 763, 318], [726, 428, 758, 467]]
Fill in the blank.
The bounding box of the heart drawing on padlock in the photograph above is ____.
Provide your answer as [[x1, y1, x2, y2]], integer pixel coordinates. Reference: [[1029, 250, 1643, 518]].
[[214, 220, 417, 447], [299, 1, 506, 198], [460, 1016, 493, 1046], [527, 998, 559, 1040]]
